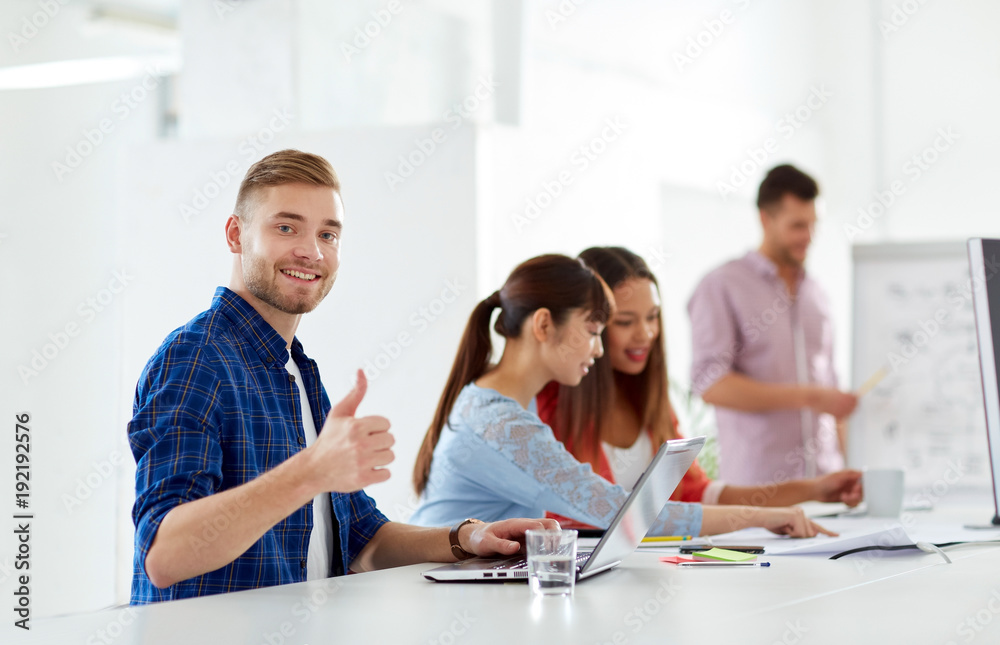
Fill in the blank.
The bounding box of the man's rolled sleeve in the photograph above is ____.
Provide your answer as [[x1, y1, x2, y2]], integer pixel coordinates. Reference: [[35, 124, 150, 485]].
[[128, 342, 225, 576], [338, 491, 389, 571], [131, 425, 224, 574], [688, 273, 740, 395]]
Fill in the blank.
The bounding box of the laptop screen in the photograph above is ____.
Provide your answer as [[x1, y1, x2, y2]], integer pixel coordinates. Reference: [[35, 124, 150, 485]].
[[581, 436, 704, 575], [967, 238, 1000, 525]]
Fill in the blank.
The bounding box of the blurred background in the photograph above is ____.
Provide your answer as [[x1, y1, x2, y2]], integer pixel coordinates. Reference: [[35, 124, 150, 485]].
[[1, 0, 999, 618]]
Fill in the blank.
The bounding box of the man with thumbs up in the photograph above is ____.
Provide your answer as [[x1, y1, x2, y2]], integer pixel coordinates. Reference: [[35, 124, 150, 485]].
[[127, 150, 556, 605]]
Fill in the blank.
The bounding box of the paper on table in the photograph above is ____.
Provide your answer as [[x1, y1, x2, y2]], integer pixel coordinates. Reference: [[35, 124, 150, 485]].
[[705, 517, 914, 555], [639, 518, 1000, 557], [797, 501, 852, 518]]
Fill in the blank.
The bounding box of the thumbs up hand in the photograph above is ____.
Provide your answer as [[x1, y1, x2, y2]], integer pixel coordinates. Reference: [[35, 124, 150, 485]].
[[307, 369, 394, 492]]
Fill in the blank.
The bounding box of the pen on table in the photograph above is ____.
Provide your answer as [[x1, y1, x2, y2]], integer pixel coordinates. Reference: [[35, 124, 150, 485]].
[[677, 561, 771, 567], [641, 536, 693, 543]]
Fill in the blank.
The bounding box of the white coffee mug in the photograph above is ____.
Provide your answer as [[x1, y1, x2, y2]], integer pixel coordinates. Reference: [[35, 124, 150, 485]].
[[863, 468, 905, 517]]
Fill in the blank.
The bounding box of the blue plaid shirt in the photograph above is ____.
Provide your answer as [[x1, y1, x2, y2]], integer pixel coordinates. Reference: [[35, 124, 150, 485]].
[[128, 287, 389, 604]]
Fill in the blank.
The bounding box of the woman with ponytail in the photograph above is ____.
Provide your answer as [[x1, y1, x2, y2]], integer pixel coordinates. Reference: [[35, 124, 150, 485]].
[[536, 246, 863, 509], [409, 254, 835, 539]]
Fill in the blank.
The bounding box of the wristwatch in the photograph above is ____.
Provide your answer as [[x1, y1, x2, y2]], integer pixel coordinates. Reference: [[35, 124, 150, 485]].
[[449, 518, 484, 560]]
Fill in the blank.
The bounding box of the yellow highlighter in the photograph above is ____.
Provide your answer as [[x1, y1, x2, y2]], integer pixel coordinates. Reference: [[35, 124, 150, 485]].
[[640, 535, 693, 543], [857, 366, 888, 397]]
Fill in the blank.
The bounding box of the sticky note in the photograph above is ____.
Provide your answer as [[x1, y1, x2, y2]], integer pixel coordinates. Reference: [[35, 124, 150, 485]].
[[691, 548, 757, 563], [659, 556, 698, 565]]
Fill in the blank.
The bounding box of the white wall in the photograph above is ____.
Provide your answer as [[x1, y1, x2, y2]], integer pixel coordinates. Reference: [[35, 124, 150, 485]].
[[878, 0, 1000, 242], [0, 1, 171, 620]]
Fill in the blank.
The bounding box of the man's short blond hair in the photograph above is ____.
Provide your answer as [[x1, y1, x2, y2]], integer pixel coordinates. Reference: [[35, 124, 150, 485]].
[[234, 149, 340, 221]]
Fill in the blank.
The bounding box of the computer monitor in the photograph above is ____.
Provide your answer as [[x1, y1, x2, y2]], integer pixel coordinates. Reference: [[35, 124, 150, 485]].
[[967, 238, 1000, 525]]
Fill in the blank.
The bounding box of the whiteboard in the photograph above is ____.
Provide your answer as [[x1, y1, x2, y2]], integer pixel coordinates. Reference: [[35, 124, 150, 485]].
[[851, 242, 990, 491]]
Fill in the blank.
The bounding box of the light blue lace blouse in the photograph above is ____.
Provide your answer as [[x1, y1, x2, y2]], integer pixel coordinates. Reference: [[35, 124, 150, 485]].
[[408, 383, 703, 536]]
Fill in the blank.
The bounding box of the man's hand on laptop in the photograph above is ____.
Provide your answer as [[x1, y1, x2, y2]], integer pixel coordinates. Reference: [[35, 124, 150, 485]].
[[459, 518, 562, 559], [305, 369, 395, 492]]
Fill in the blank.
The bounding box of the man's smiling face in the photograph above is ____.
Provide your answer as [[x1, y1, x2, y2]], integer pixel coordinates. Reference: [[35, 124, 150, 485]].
[[237, 182, 343, 316]]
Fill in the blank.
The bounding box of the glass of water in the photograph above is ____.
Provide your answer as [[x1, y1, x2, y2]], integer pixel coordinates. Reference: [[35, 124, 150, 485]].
[[526, 529, 578, 597]]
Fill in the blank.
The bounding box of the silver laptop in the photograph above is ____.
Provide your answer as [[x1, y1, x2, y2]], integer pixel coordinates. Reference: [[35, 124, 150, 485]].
[[422, 436, 704, 582]]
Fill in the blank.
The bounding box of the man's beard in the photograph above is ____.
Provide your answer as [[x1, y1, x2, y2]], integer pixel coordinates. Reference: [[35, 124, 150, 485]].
[[777, 244, 805, 268], [242, 252, 334, 315]]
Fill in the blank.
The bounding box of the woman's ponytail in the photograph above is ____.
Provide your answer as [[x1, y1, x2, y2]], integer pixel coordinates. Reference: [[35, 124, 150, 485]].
[[413, 291, 501, 494]]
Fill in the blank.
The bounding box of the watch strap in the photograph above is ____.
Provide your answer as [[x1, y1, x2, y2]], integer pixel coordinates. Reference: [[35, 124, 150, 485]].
[[449, 518, 483, 560]]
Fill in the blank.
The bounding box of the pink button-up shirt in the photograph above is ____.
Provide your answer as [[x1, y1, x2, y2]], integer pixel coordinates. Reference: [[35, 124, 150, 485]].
[[688, 251, 842, 486]]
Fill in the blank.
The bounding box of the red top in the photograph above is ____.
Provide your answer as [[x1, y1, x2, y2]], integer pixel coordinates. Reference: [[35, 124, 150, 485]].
[[535, 381, 712, 520]]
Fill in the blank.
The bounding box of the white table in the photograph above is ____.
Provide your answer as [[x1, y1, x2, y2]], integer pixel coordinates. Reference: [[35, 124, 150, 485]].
[[33, 496, 1000, 644]]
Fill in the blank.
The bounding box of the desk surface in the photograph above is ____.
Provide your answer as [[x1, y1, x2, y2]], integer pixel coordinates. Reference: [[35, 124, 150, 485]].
[[33, 498, 1000, 645]]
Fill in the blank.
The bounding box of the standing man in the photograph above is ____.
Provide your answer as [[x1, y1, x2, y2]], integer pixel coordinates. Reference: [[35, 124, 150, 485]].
[[128, 149, 555, 604], [688, 164, 857, 486]]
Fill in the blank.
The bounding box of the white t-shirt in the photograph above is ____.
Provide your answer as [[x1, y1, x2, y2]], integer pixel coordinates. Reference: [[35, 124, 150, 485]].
[[286, 354, 334, 580], [602, 430, 726, 504], [602, 435, 654, 493]]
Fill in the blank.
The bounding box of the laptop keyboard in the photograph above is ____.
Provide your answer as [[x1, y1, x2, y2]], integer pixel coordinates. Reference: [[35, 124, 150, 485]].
[[498, 551, 592, 571]]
